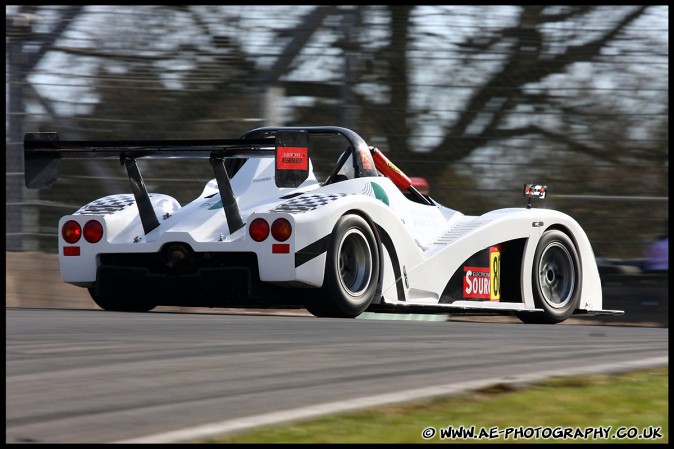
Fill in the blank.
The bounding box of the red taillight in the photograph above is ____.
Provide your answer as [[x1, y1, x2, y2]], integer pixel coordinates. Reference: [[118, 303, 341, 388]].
[[249, 218, 270, 242], [62, 220, 82, 244], [83, 220, 103, 243], [272, 244, 290, 254], [271, 218, 292, 242], [63, 246, 80, 256]]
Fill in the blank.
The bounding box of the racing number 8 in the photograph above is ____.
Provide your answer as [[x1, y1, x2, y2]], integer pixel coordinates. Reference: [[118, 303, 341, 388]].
[[490, 246, 500, 301]]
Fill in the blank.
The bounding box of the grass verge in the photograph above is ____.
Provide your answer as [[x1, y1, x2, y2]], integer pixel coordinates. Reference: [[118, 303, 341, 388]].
[[202, 367, 668, 444]]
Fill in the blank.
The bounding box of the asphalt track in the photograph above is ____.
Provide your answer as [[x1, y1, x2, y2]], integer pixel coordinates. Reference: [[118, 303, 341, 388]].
[[5, 308, 668, 444]]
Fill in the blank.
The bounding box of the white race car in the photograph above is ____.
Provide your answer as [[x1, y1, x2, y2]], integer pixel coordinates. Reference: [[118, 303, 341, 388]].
[[24, 126, 623, 323]]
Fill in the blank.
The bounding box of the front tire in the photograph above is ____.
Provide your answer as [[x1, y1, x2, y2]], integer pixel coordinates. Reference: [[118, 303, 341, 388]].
[[88, 287, 156, 312], [518, 230, 581, 324], [306, 215, 380, 318]]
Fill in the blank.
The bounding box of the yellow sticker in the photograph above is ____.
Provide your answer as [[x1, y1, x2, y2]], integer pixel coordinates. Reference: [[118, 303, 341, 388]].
[[490, 246, 501, 301]]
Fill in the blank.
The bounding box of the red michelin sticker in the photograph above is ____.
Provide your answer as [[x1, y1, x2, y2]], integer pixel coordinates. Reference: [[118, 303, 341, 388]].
[[277, 146, 308, 170]]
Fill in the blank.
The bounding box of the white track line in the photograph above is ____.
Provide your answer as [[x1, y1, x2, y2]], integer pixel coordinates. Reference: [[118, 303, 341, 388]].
[[113, 356, 668, 444]]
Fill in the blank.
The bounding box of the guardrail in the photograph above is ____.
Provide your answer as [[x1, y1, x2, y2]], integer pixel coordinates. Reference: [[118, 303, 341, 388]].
[[587, 271, 668, 327]]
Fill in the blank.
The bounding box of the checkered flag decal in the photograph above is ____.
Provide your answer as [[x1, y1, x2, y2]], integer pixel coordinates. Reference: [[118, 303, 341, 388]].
[[76, 194, 137, 215], [272, 193, 352, 214]]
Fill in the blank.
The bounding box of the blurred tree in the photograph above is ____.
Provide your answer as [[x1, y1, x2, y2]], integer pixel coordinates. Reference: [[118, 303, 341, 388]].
[[343, 5, 667, 257], [8, 5, 667, 257], [352, 6, 661, 170]]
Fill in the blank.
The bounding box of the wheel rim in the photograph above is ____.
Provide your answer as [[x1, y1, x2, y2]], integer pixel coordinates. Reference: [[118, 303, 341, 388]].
[[537, 242, 576, 308], [337, 228, 373, 297]]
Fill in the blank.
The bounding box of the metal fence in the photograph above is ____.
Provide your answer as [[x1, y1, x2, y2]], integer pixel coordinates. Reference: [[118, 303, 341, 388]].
[[6, 6, 669, 260]]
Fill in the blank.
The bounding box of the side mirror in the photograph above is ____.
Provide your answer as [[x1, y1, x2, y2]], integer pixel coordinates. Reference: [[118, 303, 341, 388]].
[[523, 183, 547, 209]]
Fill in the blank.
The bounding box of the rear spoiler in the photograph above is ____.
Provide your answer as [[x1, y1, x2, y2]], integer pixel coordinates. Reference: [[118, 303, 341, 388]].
[[24, 131, 310, 234]]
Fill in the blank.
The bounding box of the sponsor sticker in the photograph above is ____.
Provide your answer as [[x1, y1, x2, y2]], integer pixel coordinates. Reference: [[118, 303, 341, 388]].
[[463, 245, 501, 301], [277, 146, 308, 170], [463, 267, 491, 299], [490, 245, 500, 301]]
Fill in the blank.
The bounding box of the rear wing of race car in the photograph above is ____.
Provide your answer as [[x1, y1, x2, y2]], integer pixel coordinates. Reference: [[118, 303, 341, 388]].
[[24, 126, 432, 234], [24, 130, 311, 234]]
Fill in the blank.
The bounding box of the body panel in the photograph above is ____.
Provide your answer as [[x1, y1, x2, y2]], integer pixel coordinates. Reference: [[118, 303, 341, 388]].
[[25, 126, 620, 321]]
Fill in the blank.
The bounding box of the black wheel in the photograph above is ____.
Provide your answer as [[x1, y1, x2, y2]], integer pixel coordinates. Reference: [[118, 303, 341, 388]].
[[518, 230, 581, 324], [306, 215, 380, 318], [88, 287, 156, 312]]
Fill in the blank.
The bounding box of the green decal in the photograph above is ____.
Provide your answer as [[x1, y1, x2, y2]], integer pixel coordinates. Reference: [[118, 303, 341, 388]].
[[208, 200, 223, 210], [371, 182, 389, 206]]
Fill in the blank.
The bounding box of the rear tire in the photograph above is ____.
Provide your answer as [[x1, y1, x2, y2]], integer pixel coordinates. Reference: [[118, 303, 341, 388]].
[[88, 287, 156, 312], [517, 230, 581, 324], [306, 215, 380, 318]]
